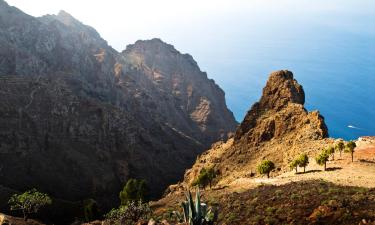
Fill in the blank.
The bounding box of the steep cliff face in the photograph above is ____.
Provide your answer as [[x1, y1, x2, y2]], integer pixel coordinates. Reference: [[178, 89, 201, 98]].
[[168, 70, 329, 191], [0, 0, 236, 213], [121, 39, 237, 144]]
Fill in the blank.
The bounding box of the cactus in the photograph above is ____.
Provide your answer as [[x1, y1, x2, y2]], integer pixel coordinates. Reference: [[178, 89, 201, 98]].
[[176, 188, 216, 225]]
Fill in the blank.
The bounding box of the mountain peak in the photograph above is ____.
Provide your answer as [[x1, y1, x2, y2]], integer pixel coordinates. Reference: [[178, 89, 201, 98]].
[[260, 70, 305, 111], [55, 10, 82, 27], [123, 38, 179, 55], [235, 70, 326, 141], [57, 10, 74, 19]]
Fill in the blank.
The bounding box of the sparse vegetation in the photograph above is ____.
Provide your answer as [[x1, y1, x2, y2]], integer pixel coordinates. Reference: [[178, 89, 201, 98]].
[[257, 160, 275, 178], [194, 181, 375, 224], [316, 151, 329, 171], [346, 141, 357, 162], [192, 167, 216, 189], [8, 189, 52, 221], [119, 179, 147, 206], [104, 200, 152, 225]]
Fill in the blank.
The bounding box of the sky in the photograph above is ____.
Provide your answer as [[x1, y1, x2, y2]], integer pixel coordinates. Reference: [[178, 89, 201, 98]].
[[6, 0, 375, 53]]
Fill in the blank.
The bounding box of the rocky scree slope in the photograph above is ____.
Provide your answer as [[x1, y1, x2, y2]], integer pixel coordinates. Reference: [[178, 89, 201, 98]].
[[0, 0, 236, 214]]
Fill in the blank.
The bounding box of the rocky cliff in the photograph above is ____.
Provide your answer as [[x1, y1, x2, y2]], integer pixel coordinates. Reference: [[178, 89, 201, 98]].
[[0, 0, 236, 215], [167, 70, 329, 191]]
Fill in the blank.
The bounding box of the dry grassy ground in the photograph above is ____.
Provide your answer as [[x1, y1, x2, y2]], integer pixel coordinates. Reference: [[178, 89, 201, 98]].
[[152, 142, 375, 224]]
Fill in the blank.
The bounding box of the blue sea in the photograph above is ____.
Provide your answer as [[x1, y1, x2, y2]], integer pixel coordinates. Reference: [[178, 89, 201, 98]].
[[169, 0, 375, 140]]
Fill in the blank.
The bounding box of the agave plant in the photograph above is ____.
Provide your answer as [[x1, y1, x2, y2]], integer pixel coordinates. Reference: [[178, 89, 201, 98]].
[[175, 188, 216, 225]]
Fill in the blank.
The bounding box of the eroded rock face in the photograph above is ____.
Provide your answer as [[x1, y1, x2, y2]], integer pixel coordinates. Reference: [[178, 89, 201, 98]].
[[0, 0, 236, 214], [121, 39, 237, 144], [169, 70, 329, 190], [235, 70, 327, 144]]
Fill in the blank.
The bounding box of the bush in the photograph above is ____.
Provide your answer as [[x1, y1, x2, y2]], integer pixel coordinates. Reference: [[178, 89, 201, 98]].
[[119, 179, 147, 206], [257, 160, 275, 178], [8, 189, 52, 221], [192, 167, 216, 189], [104, 201, 151, 225]]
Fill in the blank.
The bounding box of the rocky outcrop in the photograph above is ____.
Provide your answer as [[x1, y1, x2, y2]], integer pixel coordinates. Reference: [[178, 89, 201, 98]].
[[168, 70, 330, 190], [0, 0, 236, 218], [235, 70, 327, 144]]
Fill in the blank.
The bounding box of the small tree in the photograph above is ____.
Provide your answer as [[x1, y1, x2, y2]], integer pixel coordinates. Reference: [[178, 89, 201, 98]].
[[336, 141, 345, 158], [298, 153, 309, 173], [289, 159, 299, 173], [192, 167, 216, 189], [257, 160, 275, 178], [8, 189, 52, 221], [316, 152, 329, 171], [119, 179, 147, 206], [346, 141, 357, 162]]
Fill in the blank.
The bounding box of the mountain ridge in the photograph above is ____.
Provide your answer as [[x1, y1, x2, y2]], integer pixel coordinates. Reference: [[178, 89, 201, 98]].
[[0, 1, 237, 220]]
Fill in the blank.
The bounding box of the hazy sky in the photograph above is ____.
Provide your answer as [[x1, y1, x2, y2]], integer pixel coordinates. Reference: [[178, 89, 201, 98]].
[[6, 0, 374, 53]]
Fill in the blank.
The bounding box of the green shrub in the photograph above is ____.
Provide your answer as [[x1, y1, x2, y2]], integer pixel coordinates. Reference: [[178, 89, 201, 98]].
[[257, 160, 275, 178], [119, 179, 147, 205], [266, 206, 276, 215], [104, 201, 151, 225], [274, 189, 283, 198], [264, 216, 278, 225], [192, 167, 216, 189], [290, 193, 301, 201], [8, 188, 52, 221]]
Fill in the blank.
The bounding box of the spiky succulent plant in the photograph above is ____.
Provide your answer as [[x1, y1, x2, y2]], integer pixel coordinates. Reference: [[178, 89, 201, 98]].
[[174, 188, 216, 225]]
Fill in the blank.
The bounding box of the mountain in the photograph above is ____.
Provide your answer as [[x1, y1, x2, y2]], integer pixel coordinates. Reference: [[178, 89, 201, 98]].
[[0, 0, 236, 216], [170, 70, 329, 189], [153, 71, 375, 224]]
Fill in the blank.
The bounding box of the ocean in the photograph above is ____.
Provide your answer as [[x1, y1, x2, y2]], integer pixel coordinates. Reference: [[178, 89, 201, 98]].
[[182, 1, 375, 140]]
